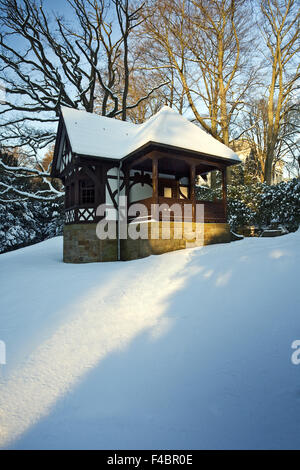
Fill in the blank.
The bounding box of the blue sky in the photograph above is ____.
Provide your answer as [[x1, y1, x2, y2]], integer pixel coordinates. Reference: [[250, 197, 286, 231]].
[[43, 0, 72, 14]]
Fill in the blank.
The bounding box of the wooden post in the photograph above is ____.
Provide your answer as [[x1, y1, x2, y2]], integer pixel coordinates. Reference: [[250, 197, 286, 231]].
[[95, 166, 102, 208], [152, 157, 158, 205], [222, 167, 228, 221], [74, 173, 80, 223], [190, 164, 195, 222], [123, 165, 130, 222], [124, 166, 130, 201]]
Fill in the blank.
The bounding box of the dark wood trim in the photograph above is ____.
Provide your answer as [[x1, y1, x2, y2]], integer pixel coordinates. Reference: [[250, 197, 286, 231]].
[[222, 167, 228, 221], [52, 119, 75, 178], [190, 164, 196, 223], [121, 141, 239, 168], [83, 165, 100, 185], [64, 141, 239, 173], [51, 117, 63, 177], [74, 174, 79, 208], [127, 197, 226, 224], [128, 154, 151, 169], [124, 166, 130, 201], [60, 152, 77, 178], [152, 157, 158, 205]]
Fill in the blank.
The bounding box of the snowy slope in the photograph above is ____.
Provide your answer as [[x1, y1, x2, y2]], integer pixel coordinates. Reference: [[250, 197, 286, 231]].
[[0, 232, 300, 450]]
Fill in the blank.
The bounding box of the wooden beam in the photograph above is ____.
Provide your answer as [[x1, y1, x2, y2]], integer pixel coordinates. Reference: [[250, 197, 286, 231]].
[[74, 177, 79, 223], [139, 149, 224, 171], [122, 142, 239, 168], [84, 166, 98, 184], [190, 164, 196, 223], [128, 154, 151, 169], [164, 152, 224, 170], [95, 165, 103, 207], [123, 166, 130, 208], [222, 168, 228, 221], [152, 157, 159, 205]]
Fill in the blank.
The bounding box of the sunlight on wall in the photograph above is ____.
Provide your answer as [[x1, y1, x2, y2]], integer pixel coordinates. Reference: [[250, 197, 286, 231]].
[[0, 252, 191, 448]]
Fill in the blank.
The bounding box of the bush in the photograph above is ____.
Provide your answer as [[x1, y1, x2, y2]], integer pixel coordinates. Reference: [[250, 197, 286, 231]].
[[196, 178, 300, 232], [0, 148, 64, 253], [227, 199, 256, 231], [228, 179, 300, 232], [0, 199, 64, 254], [258, 179, 300, 232]]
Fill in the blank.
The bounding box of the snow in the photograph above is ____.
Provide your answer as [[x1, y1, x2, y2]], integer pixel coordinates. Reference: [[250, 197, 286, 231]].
[[61, 105, 240, 163], [0, 231, 300, 450]]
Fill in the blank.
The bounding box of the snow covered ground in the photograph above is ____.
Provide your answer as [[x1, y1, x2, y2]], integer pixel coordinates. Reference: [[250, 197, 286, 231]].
[[0, 231, 300, 450]]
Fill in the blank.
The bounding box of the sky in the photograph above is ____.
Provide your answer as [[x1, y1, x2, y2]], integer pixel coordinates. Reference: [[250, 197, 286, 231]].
[[43, 0, 73, 14], [0, 0, 297, 173]]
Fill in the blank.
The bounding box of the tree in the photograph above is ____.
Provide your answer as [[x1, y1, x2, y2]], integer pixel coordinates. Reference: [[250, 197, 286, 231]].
[[0, 0, 167, 200], [141, 0, 255, 144], [259, 0, 300, 184], [0, 146, 62, 201], [140, 0, 257, 185], [0, 0, 167, 149]]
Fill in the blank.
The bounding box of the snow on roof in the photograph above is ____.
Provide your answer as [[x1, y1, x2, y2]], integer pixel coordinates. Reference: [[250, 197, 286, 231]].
[[61, 105, 240, 162]]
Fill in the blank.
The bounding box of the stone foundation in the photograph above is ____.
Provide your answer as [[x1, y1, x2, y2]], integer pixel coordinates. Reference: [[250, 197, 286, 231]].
[[63, 223, 117, 263], [63, 222, 231, 263]]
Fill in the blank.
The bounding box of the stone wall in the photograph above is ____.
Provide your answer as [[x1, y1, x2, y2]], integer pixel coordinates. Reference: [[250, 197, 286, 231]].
[[63, 223, 117, 263], [63, 222, 231, 263]]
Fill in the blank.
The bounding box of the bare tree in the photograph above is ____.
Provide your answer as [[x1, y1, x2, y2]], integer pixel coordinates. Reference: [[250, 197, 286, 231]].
[[0, 0, 167, 200], [259, 0, 300, 184], [238, 98, 278, 183], [0, 146, 62, 202], [141, 0, 256, 144], [139, 0, 257, 185]]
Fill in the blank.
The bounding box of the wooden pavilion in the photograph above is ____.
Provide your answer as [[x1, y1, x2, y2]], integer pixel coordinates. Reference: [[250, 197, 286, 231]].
[[51, 106, 240, 262]]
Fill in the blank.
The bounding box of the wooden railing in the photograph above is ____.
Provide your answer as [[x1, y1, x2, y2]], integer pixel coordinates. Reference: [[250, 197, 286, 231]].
[[64, 198, 226, 225], [128, 197, 226, 223]]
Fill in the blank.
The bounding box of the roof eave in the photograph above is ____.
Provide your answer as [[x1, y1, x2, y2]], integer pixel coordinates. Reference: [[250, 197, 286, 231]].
[[50, 116, 64, 178], [121, 141, 241, 167], [52, 138, 241, 175]]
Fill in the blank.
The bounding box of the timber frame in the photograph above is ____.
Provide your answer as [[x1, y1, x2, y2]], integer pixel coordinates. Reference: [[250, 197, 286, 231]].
[[51, 115, 234, 227], [51, 108, 242, 263]]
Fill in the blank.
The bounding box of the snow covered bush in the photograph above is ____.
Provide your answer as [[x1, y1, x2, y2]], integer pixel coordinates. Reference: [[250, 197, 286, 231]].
[[0, 148, 64, 254], [257, 179, 300, 232], [196, 183, 258, 230], [227, 199, 256, 231], [196, 178, 300, 232], [228, 180, 300, 232], [0, 199, 64, 254]]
